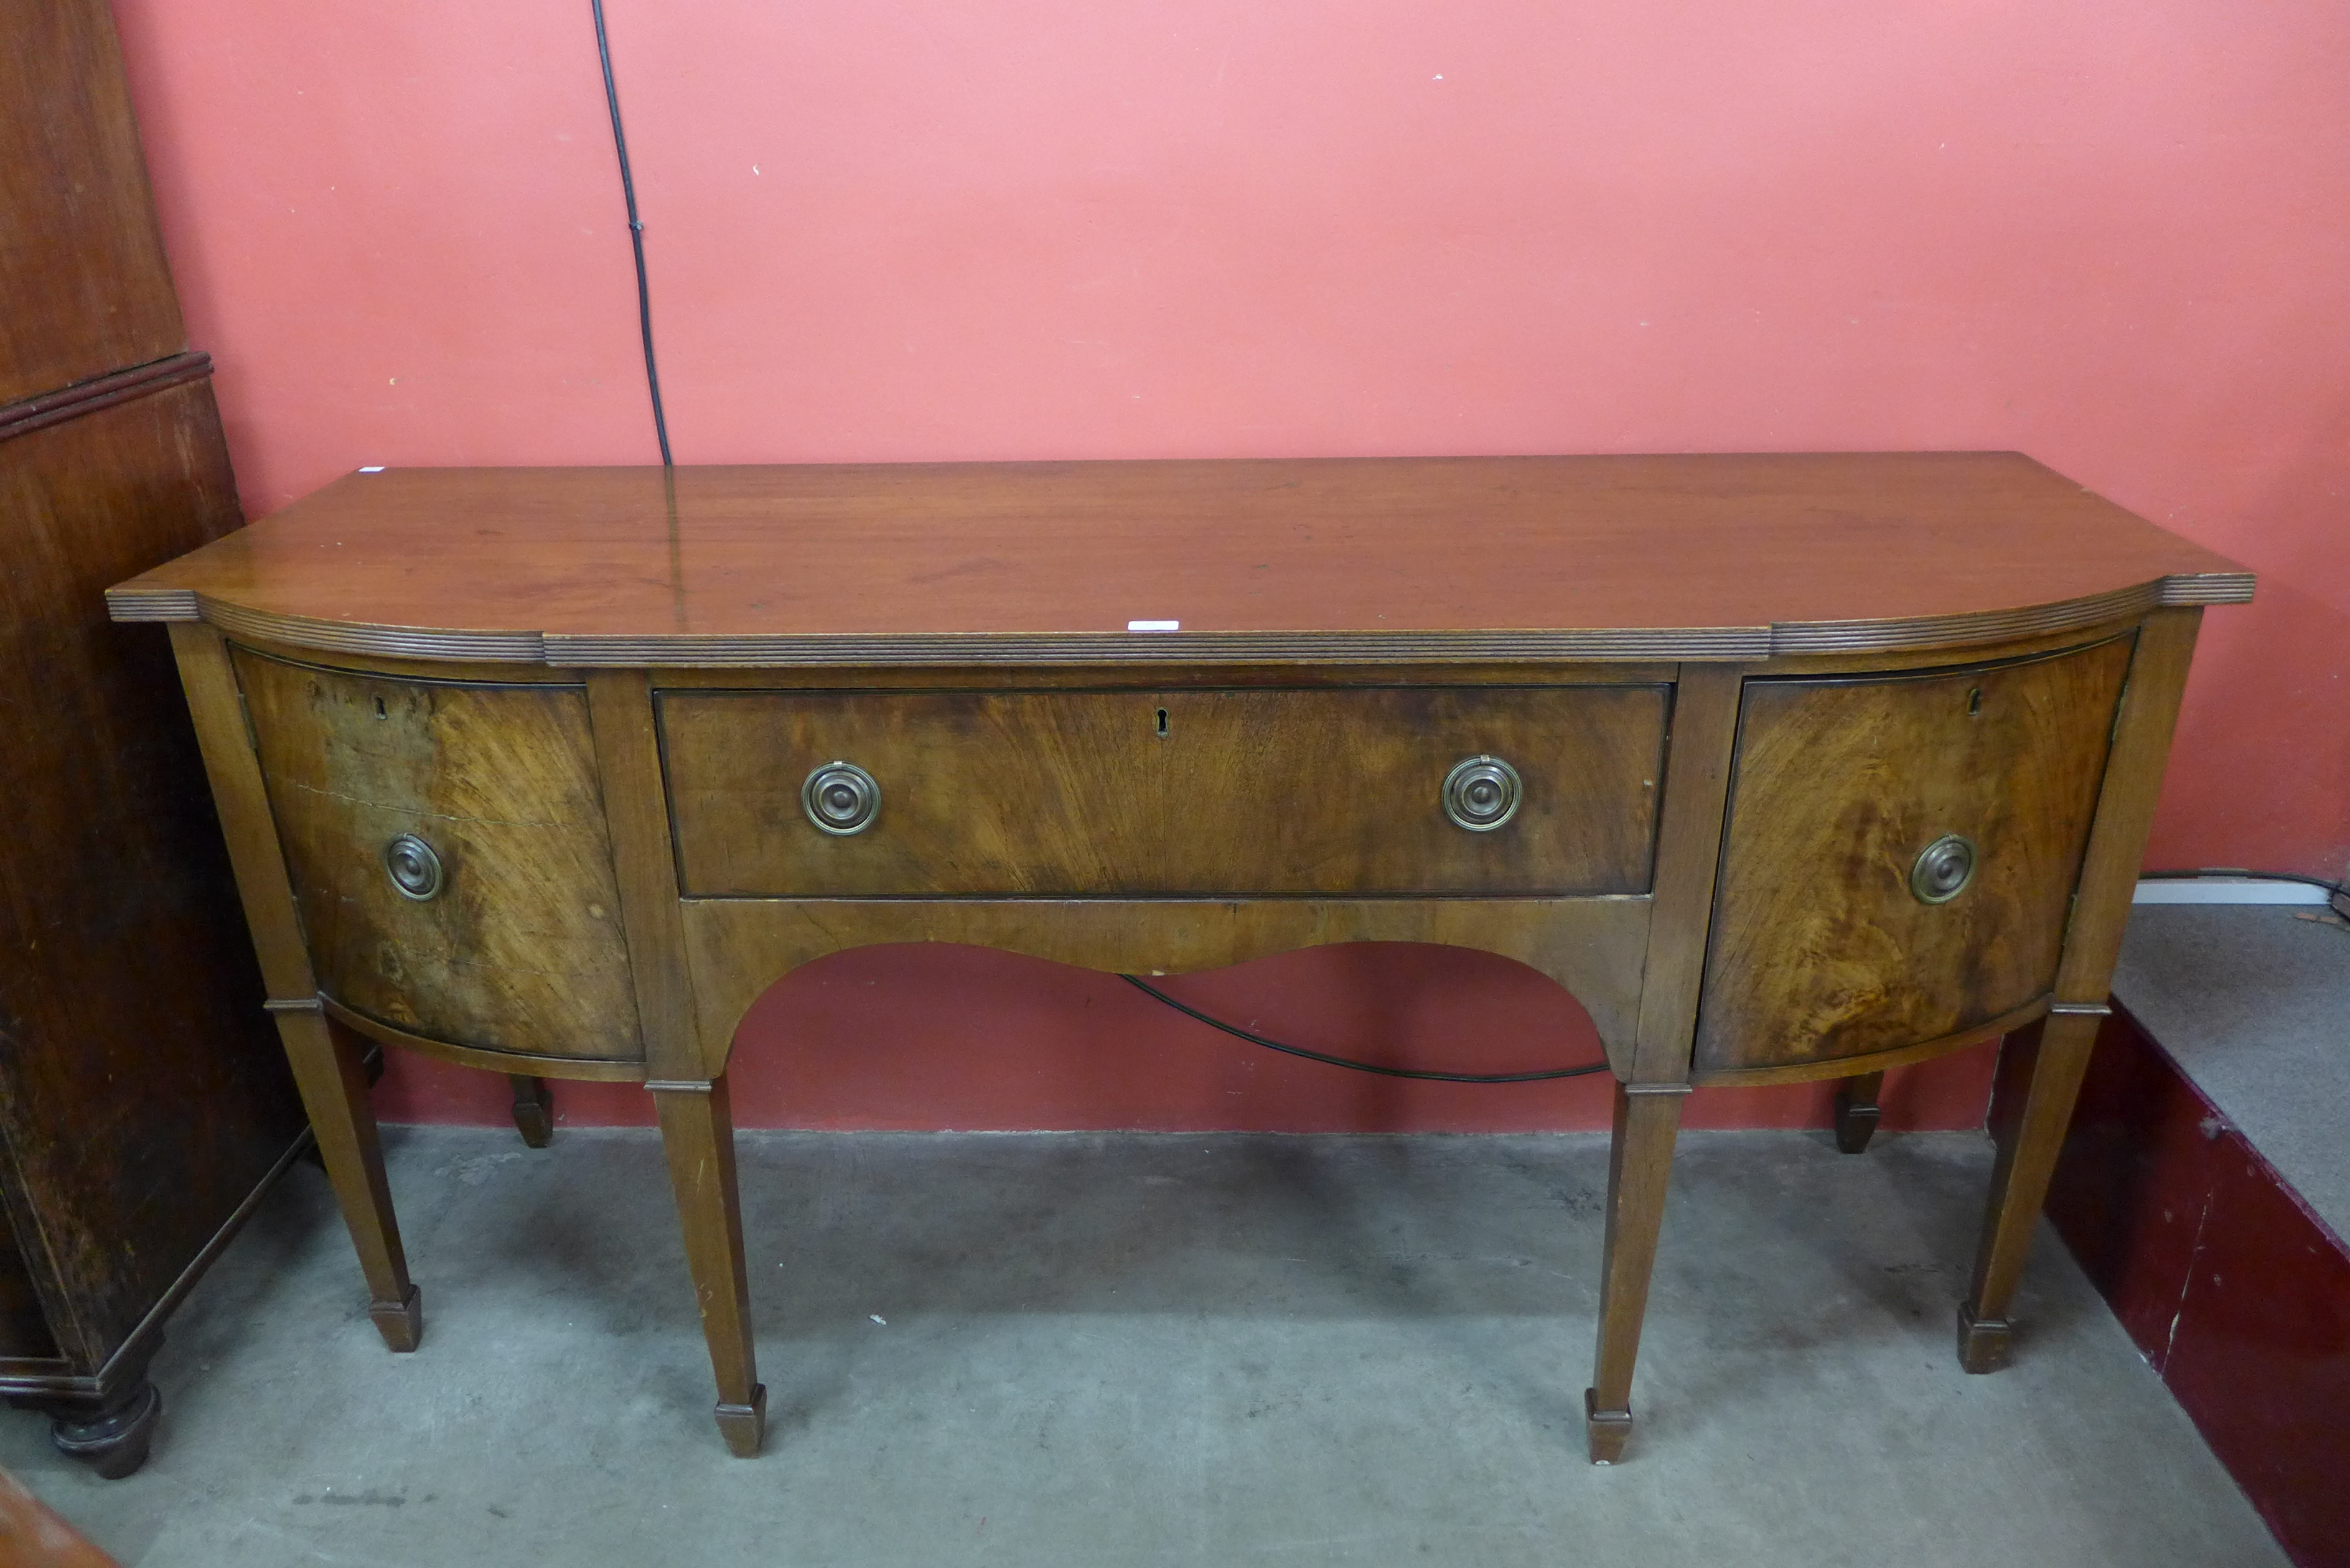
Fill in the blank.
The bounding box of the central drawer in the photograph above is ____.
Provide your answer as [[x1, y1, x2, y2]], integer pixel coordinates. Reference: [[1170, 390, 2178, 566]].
[[658, 685, 1669, 897]]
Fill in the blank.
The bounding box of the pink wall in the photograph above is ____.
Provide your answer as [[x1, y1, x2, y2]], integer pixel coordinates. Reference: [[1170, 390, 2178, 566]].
[[110, 0, 2349, 1134]]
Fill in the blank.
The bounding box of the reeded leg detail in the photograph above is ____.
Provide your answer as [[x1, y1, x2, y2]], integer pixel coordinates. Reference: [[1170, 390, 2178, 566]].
[[508, 1075, 555, 1148], [275, 1006, 421, 1352], [1585, 1081, 1686, 1465], [1832, 1070, 1884, 1154], [1957, 1011, 2101, 1373], [653, 1074, 765, 1457]]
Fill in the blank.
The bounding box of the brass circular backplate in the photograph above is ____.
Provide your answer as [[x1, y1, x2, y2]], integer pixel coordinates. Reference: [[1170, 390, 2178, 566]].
[[802, 760, 881, 836], [1910, 833, 1978, 905], [1442, 755, 1523, 833]]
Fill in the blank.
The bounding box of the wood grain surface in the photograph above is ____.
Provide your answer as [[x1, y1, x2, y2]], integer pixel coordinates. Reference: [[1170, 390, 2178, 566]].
[[662, 683, 1665, 897], [2051, 609, 2206, 1002], [0, 0, 184, 404], [0, 388, 301, 1376], [0, 354, 212, 445], [1962, 609, 2207, 1349], [588, 671, 708, 1081], [106, 455, 2251, 664], [317, 997, 649, 1083], [681, 895, 1653, 1072], [1693, 635, 2133, 1074], [652, 1078, 765, 1457], [1624, 666, 1744, 1083], [1586, 1083, 1686, 1461], [233, 650, 643, 1061]]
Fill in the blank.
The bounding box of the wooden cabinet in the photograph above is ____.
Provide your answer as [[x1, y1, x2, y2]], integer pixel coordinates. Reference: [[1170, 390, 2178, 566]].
[[108, 454, 2251, 1467], [0, 0, 307, 1480]]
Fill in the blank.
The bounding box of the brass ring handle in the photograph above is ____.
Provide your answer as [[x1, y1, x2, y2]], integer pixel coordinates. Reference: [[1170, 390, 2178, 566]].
[[802, 760, 881, 836], [383, 834, 445, 901], [1442, 755, 1522, 832], [1910, 833, 1978, 905]]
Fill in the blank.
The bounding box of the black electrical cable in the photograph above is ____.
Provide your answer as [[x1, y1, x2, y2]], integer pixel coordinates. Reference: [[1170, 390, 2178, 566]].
[[1120, 973, 1610, 1083], [2140, 868, 2347, 895], [1131, 867, 2344, 1082], [590, 0, 673, 466]]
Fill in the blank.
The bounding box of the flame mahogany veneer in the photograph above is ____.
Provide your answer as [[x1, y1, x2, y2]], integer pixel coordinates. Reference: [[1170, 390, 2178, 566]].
[[110, 453, 2250, 1462]]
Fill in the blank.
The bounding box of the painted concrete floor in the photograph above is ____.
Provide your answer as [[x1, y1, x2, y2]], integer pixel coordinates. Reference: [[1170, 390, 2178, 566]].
[[4, 1126, 2286, 1567]]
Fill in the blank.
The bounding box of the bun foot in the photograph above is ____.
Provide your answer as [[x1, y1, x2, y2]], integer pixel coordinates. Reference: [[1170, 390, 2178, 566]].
[[715, 1385, 767, 1457], [1956, 1302, 2013, 1373], [1584, 1388, 1634, 1465], [50, 1379, 161, 1480], [368, 1283, 424, 1352]]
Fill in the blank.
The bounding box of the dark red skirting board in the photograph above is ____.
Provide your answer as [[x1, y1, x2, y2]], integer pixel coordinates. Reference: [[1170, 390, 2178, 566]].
[[2045, 1004, 2350, 1568]]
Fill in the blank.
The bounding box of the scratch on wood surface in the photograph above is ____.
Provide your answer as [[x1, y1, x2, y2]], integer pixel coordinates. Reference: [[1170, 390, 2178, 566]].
[[264, 773, 569, 829]]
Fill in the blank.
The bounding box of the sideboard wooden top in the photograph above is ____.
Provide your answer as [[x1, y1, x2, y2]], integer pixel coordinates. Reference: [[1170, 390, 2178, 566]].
[[106, 453, 2252, 665]]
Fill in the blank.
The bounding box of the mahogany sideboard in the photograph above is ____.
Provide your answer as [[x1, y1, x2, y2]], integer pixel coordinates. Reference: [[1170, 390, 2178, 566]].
[[106, 454, 2252, 1462]]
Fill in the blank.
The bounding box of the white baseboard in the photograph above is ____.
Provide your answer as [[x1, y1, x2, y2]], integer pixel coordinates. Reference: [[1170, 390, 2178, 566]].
[[2133, 878, 2329, 905]]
